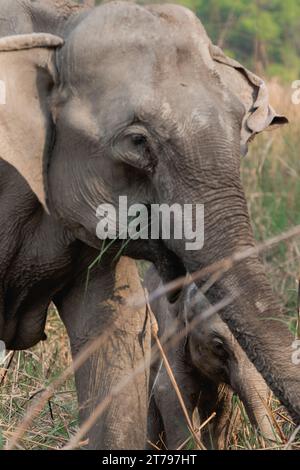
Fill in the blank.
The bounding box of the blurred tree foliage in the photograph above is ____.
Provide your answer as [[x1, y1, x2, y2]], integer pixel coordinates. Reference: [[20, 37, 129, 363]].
[[92, 0, 300, 81], [181, 0, 300, 81]]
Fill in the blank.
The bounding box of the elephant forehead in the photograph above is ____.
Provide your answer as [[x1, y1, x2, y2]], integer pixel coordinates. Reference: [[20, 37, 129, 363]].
[[194, 313, 234, 341], [60, 2, 213, 85]]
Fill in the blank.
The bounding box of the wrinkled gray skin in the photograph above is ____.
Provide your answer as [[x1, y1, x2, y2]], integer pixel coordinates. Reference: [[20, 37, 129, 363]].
[[145, 266, 276, 449], [0, 0, 299, 450]]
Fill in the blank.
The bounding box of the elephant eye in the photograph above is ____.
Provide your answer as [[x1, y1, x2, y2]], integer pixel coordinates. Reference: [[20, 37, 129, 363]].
[[123, 132, 150, 158], [212, 337, 229, 359], [113, 127, 156, 173], [131, 134, 147, 147]]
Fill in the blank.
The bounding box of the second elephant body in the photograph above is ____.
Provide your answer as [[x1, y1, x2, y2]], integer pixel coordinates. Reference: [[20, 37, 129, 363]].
[[145, 267, 276, 449]]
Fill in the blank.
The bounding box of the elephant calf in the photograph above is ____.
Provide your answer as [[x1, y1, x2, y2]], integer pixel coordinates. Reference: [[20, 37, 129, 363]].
[[145, 267, 277, 449]]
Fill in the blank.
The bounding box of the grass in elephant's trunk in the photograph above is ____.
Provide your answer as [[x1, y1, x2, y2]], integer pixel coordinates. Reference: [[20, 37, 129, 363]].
[[0, 83, 300, 449]]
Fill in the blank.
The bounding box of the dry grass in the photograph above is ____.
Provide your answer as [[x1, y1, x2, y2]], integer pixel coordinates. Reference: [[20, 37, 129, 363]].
[[0, 82, 300, 450], [244, 81, 300, 323], [0, 308, 77, 450]]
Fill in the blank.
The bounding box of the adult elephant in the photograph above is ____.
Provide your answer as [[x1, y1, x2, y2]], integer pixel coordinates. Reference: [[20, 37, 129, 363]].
[[0, 0, 298, 449]]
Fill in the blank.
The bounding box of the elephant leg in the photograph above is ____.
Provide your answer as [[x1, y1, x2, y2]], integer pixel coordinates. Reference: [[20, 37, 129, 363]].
[[55, 256, 151, 450], [147, 394, 165, 449], [153, 358, 201, 450]]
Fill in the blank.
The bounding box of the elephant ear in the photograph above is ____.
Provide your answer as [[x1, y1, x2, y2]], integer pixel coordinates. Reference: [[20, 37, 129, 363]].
[[209, 44, 288, 156], [0, 33, 64, 209]]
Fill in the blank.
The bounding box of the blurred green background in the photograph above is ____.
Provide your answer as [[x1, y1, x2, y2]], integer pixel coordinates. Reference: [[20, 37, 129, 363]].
[[179, 0, 300, 82]]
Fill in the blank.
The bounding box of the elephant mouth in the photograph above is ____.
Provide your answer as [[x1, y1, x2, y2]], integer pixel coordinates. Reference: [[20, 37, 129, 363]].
[[73, 222, 187, 302], [152, 242, 187, 303], [122, 238, 187, 303]]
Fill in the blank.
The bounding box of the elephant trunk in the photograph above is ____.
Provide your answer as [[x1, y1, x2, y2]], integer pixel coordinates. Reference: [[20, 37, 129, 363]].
[[230, 346, 277, 443], [160, 150, 300, 423], [172, 193, 300, 423]]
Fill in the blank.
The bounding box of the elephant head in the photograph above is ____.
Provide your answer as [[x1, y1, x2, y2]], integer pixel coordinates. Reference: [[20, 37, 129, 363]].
[[185, 284, 276, 448], [0, 1, 299, 426], [145, 266, 277, 449]]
